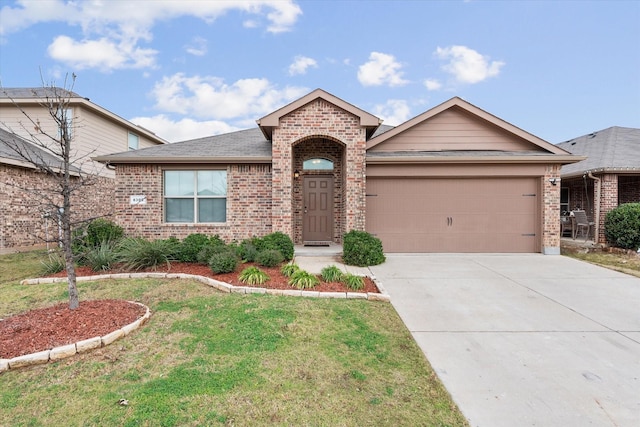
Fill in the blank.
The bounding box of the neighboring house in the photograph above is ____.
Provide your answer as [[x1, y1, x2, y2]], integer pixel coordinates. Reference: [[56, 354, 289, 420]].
[[96, 89, 580, 254], [557, 126, 640, 243], [0, 87, 167, 251]]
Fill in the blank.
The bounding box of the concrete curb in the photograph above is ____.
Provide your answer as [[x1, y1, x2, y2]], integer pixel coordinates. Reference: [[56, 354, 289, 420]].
[[0, 302, 150, 374]]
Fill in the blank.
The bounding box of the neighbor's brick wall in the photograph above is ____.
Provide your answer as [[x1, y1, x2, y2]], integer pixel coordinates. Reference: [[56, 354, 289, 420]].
[[597, 174, 619, 243], [619, 175, 640, 204], [542, 165, 562, 252], [114, 163, 272, 242], [0, 163, 115, 251], [271, 99, 367, 242], [292, 137, 344, 243]]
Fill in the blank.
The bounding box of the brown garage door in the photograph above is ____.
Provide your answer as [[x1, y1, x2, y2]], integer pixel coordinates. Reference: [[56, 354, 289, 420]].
[[366, 177, 540, 253]]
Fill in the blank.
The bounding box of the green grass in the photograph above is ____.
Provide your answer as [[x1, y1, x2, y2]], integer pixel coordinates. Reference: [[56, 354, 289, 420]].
[[0, 251, 468, 426]]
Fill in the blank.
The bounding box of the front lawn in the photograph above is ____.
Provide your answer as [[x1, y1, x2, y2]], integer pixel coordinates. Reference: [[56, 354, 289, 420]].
[[0, 252, 467, 426]]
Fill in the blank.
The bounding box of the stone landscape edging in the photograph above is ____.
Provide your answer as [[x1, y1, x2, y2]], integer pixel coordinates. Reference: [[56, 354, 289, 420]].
[[2, 271, 390, 373], [0, 301, 150, 374]]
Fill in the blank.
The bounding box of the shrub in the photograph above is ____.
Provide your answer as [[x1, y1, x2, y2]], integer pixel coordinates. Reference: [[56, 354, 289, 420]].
[[72, 218, 124, 262], [342, 273, 364, 291], [281, 263, 300, 277], [289, 270, 320, 289], [40, 251, 65, 275], [196, 243, 230, 265], [260, 232, 295, 261], [208, 251, 238, 274], [177, 233, 210, 262], [239, 266, 270, 285], [605, 203, 640, 250], [85, 241, 118, 271], [117, 238, 174, 271], [321, 265, 344, 282], [342, 230, 386, 267], [237, 239, 259, 262], [256, 249, 284, 267]]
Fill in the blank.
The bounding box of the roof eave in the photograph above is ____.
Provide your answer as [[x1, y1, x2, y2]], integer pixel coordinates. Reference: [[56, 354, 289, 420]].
[[562, 167, 640, 179], [93, 156, 273, 164], [366, 155, 583, 165]]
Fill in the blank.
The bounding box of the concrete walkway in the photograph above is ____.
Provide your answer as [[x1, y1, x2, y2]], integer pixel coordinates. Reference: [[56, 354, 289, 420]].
[[370, 254, 640, 427]]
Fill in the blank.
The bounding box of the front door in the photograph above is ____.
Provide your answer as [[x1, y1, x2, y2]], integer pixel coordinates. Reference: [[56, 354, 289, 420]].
[[303, 175, 333, 242]]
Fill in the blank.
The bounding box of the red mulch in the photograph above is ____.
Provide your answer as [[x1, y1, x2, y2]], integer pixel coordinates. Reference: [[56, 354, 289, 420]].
[[48, 262, 380, 294], [1, 262, 378, 361], [0, 300, 146, 359]]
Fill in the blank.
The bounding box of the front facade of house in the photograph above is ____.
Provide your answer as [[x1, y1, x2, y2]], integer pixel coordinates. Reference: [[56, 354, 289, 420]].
[[97, 89, 579, 254], [557, 127, 640, 243]]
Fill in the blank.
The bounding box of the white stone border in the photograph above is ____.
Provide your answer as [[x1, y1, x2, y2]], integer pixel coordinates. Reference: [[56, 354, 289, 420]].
[[0, 302, 150, 374], [19, 272, 391, 302]]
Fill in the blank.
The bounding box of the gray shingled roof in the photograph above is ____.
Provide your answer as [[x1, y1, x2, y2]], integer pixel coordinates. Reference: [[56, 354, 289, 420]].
[[557, 126, 640, 178], [0, 128, 80, 173], [95, 128, 272, 163], [1, 87, 81, 99]]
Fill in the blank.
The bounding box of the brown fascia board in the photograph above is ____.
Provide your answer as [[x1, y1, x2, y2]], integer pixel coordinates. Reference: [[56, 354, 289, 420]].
[[256, 88, 381, 140], [366, 97, 571, 155], [366, 154, 584, 165], [93, 155, 272, 164], [0, 97, 169, 146]]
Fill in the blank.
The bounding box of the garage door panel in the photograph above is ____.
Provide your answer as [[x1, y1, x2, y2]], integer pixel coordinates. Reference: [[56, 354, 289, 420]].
[[366, 178, 539, 253]]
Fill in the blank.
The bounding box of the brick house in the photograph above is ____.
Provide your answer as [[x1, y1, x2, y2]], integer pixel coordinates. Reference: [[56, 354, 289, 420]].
[[96, 89, 580, 254], [556, 126, 640, 243], [0, 88, 167, 251]]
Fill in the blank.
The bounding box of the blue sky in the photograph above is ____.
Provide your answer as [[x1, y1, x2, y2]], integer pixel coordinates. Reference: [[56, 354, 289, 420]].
[[1, 0, 638, 144]]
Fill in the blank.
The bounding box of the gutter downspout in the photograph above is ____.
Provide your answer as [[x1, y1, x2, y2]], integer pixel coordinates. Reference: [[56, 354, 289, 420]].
[[587, 172, 601, 243]]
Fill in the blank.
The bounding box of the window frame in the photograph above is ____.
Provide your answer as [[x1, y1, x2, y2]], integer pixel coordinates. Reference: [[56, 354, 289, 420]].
[[163, 169, 227, 224], [128, 132, 139, 151], [303, 157, 334, 171]]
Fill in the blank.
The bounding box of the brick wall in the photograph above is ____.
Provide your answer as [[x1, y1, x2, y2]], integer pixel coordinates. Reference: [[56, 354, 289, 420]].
[[114, 163, 272, 242], [542, 164, 562, 253], [271, 99, 367, 242], [598, 173, 619, 243], [0, 163, 115, 251], [619, 175, 640, 204]]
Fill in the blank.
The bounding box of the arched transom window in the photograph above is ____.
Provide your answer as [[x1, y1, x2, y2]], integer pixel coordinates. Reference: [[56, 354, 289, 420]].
[[303, 158, 334, 170]]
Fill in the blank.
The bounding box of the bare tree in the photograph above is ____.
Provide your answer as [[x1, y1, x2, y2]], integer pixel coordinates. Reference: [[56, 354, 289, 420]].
[[1, 74, 102, 309]]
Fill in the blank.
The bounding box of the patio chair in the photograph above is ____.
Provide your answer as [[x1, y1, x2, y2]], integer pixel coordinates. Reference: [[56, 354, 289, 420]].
[[572, 210, 595, 241], [560, 215, 574, 238]]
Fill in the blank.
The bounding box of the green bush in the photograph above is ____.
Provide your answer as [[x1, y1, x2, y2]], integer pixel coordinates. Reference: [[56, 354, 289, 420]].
[[239, 266, 270, 285], [281, 263, 300, 277], [605, 203, 640, 250], [85, 241, 118, 271], [177, 233, 210, 262], [260, 232, 295, 261], [289, 269, 320, 289], [256, 249, 284, 267], [342, 230, 386, 267], [72, 218, 124, 262], [208, 251, 239, 274], [237, 239, 259, 262], [117, 238, 174, 271], [196, 243, 231, 265], [40, 251, 65, 275], [321, 265, 344, 282], [342, 273, 364, 291]]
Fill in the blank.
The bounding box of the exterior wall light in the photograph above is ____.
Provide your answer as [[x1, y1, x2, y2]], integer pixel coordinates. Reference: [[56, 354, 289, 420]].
[[294, 169, 300, 179]]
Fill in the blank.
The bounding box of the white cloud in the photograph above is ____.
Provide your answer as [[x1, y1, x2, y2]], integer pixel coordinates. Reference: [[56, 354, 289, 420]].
[[47, 35, 157, 70], [372, 99, 412, 126], [130, 115, 239, 142], [288, 56, 318, 76], [1, 0, 302, 70], [150, 73, 308, 121], [435, 45, 504, 84], [424, 78, 442, 91], [185, 36, 207, 56], [358, 52, 408, 87]]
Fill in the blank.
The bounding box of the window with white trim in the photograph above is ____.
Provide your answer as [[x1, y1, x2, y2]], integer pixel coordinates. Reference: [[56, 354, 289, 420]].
[[164, 170, 227, 223], [128, 132, 139, 150]]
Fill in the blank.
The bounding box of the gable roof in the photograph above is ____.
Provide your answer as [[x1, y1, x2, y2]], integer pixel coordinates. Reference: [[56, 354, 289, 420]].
[[1, 87, 168, 146], [557, 126, 640, 178], [257, 88, 382, 140], [95, 128, 272, 164], [0, 128, 80, 174]]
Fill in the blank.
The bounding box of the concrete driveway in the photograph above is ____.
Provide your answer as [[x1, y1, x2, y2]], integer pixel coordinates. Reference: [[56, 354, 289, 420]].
[[369, 254, 640, 427]]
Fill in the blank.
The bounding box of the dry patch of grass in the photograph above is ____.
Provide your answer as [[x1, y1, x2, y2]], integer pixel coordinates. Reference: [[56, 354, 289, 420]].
[[562, 248, 640, 278], [0, 252, 468, 427]]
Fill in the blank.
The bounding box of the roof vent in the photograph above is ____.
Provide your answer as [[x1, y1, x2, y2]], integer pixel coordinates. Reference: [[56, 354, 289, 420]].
[[588, 132, 597, 138]]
